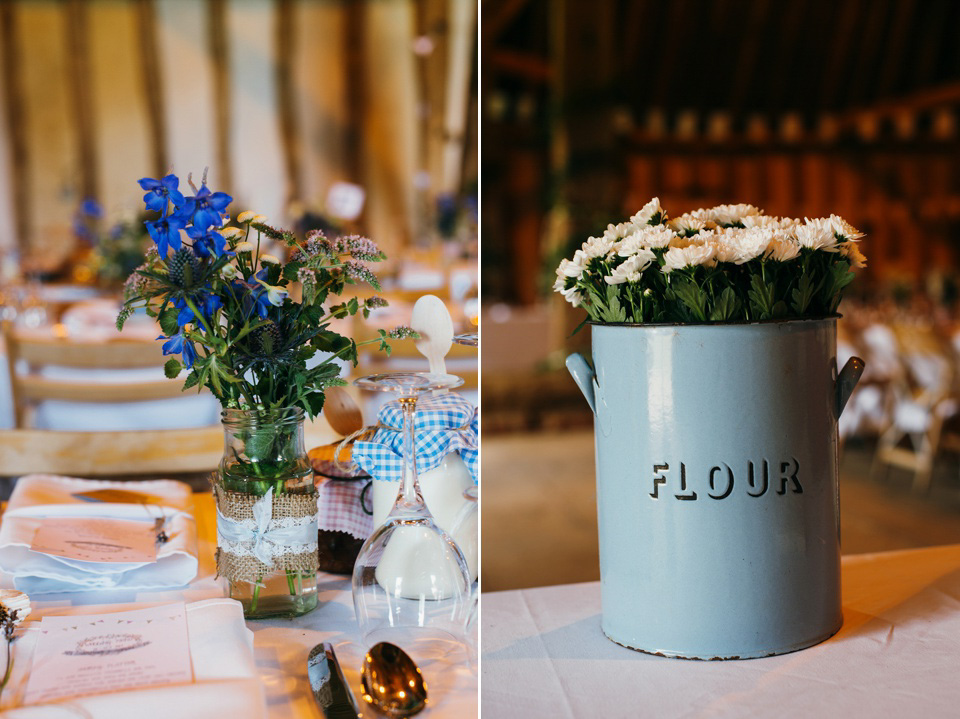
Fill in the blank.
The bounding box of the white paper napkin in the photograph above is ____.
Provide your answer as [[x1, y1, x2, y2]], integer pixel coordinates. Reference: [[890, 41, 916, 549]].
[[0, 598, 266, 719], [0, 475, 199, 594]]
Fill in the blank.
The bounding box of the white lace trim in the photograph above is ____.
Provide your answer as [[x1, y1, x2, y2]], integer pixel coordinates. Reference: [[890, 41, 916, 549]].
[[226, 514, 318, 532], [218, 538, 318, 557]]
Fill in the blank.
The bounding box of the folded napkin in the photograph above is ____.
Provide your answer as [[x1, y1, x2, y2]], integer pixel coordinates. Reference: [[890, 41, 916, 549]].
[[0, 598, 266, 719], [352, 392, 479, 483], [0, 475, 198, 594]]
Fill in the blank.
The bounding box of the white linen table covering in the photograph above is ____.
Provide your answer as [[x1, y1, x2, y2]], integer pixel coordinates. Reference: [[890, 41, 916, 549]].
[[0, 598, 263, 719], [481, 544, 960, 718], [0, 491, 477, 718]]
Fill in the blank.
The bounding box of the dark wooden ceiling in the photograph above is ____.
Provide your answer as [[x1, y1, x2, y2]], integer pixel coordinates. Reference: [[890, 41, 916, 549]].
[[484, 0, 960, 122]]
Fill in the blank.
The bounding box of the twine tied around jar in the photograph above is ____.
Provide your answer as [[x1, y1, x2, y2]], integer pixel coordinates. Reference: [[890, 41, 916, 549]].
[[214, 484, 319, 584]]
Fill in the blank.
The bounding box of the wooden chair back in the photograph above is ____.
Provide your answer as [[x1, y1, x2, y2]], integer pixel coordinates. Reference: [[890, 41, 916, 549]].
[[0, 427, 222, 477], [3, 324, 197, 428]]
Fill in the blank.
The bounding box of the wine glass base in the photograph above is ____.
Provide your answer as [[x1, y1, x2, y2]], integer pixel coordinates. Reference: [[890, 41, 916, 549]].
[[362, 626, 468, 666]]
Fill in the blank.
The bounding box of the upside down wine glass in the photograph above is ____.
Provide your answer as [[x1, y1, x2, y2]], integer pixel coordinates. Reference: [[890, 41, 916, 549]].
[[351, 371, 471, 661]]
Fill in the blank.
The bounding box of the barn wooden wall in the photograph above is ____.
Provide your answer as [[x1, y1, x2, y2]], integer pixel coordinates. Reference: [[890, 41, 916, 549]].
[[0, 0, 477, 270]]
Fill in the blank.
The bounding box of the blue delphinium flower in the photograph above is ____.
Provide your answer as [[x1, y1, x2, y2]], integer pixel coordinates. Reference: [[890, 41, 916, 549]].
[[80, 198, 103, 218], [158, 330, 197, 368], [185, 226, 226, 258], [173, 293, 222, 327], [138, 175, 185, 213], [178, 185, 233, 231], [145, 215, 186, 256]]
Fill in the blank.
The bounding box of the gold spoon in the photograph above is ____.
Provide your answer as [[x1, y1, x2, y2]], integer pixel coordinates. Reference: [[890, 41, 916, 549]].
[[360, 642, 428, 717], [324, 386, 365, 436]]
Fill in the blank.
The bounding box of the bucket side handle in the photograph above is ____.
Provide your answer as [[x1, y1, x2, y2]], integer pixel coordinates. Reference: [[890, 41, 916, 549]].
[[566, 353, 598, 415], [836, 356, 865, 417]]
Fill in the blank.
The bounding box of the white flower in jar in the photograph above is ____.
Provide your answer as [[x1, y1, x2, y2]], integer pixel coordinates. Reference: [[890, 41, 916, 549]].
[[604, 249, 656, 284]]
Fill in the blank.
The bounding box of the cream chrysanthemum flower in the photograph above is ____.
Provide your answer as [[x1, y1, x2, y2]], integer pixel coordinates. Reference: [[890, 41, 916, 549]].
[[235, 241, 255, 253], [604, 249, 656, 284], [839, 240, 867, 268], [703, 203, 761, 226], [581, 235, 616, 259], [237, 211, 257, 223], [601, 222, 637, 243], [796, 218, 840, 251], [765, 236, 801, 262], [617, 225, 675, 256], [259, 254, 280, 265], [825, 214, 864, 242], [661, 243, 717, 273], [629, 197, 664, 227], [667, 213, 707, 236]]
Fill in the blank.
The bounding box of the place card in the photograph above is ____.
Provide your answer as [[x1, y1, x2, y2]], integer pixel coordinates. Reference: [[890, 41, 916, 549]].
[[31, 517, 158, 564], [23, 603, 194, 705]]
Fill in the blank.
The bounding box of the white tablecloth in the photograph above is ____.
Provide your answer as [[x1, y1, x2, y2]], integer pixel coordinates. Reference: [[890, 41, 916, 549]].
[[481, 544, 960, 717], [6, 493, 477, 718]]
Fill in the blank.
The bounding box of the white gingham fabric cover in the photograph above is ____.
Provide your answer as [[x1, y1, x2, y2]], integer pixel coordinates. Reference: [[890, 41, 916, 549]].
[[352, 392, 479, 485], [316, 477, 373, 540]]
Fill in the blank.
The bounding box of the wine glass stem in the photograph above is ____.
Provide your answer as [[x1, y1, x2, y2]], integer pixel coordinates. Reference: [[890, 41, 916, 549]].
[[397, 395, 423, 510]]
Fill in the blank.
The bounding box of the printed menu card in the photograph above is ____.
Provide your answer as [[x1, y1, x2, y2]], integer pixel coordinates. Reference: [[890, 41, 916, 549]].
[[30, 517, 159, 564], [23, 603, 193, 705]]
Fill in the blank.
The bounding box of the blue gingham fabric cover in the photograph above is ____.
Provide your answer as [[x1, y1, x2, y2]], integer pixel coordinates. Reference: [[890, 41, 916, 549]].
[[352, 392, 478, 484]]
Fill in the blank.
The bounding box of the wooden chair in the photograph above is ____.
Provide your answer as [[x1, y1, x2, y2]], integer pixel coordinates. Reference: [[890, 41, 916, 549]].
[[0, 427, 222, 478], [3, 324, 202, 428]]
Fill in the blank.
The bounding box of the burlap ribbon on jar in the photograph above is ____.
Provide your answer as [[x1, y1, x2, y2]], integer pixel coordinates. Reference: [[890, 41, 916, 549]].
[[214, 484, 319, 584]]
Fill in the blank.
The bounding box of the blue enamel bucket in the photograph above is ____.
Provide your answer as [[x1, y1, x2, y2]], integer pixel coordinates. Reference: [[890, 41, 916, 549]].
[[567, 318, 864, 659]]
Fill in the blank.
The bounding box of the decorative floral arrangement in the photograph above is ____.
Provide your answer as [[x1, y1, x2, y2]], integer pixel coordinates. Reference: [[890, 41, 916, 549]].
[[117, 171, 411, 420], [0, 590, 30, 702], [554, 198, 867, 325]]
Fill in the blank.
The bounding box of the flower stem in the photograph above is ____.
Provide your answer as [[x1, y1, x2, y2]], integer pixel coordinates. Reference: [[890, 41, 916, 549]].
[[0, 639, 13, 705]]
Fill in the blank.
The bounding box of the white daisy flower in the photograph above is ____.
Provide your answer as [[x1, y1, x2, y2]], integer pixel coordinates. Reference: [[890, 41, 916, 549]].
[[741, 215, 800, 232], [667, 213, 706, 236], [581, 235, 616, 259], [726, 227, 773, 264], [604, 249, 656, 284], [235, 241, 255, 253], [662, 243, 717, 273], [840, 240, 868, 268], [259, 254, 281, 265], [601, 222, 637, 243], [709, 238, 742, 264], [765, 236, 801, 262], [617, 225, 676, 256], [629, 197, 664, 226], [825, 214, 864, 242], [703, 203, 762, 226], [558, 256, 585, 279], [796, 218, 840, 251], [237, 211, 257, 223]]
